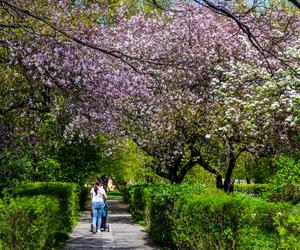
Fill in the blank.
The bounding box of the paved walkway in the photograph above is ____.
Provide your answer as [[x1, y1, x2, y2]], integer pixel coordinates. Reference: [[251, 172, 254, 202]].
[[62, 197, 159, 250]]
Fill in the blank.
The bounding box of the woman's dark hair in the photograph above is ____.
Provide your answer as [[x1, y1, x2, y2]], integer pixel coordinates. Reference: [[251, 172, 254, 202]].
[[94, 181, 101, 195]]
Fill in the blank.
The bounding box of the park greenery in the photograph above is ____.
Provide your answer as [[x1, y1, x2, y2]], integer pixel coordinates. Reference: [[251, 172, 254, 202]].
[[126, 184, 300, 249], [0, 0, 299, 249]]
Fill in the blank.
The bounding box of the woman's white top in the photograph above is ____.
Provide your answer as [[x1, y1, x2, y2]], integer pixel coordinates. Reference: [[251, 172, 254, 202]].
[[90, 186, 106, 202]]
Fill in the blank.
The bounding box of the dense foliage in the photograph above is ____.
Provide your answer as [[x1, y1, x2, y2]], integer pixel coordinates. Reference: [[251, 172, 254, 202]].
[[266, 156, 300, 204], [0, 196, 60, 250], [0, 1, 299, 249], [127, 184, 300, 249], [14, 182, 80, 233], [1, 1, 299, 189], [0, 182, 81, 249], [96, 134, 162, 187], [234, 184, 271, 196]]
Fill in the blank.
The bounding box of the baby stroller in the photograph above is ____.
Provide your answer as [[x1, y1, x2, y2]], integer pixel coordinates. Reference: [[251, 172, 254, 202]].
[[90, 201, 110, 232]]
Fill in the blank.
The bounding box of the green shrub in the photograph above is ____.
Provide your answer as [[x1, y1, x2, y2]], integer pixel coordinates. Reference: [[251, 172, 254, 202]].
[[173, 191, 298, 249], [127, 184, 160, 222], [266, 156, 300, 204], [127, 184, 205, 246], [79, 186, 89, 211], [237, 197, 299, 250], [172, 189, 238, 249], [14, 182, 79, 233], [127, 184, 300, 250], [235, 184, 270, 196], [273, 203, 300, 250], [147, 185, 181, 247], [0, 199, 4, 249], [0, 196, 60, 250], [127, 184, 148, 221]]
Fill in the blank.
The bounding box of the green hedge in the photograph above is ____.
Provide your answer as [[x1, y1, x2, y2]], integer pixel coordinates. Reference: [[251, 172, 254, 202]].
[[127, 184, 205, 247], [79, 186, 90, 211], [127, 184, 205, 220], [0, 196, 60, 250], [0, 199, 4, 249], [14, 182, 79, 233], [266, 156, 300, 205], [127, 184, 300, 249], [173, 191, 297, 250], [234, 184, 270, 196]]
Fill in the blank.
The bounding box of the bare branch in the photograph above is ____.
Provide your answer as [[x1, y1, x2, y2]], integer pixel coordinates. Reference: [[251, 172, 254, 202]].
[[177, 157, 197, 182], [0, 101, 50, 115], [0, 23, 20, 28], [288, 0, 300, 9]]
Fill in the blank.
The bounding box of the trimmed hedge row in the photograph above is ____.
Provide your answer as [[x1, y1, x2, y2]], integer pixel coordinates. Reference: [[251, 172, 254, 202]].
[[14, 182, 80, 233], [0, 196, 60, 250], [0, 199, 4, 249], [79, 186, 90, 211], [127, 184, 205, 247], [173, 191, 299, 249], [234, 184, 270, 196], [127, 184, 205, 222], [234, 181, 299, 205], [127, 184, 300, 250]]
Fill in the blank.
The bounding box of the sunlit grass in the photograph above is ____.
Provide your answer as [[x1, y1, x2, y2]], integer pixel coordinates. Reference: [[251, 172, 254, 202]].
[[108, 190, 123, 198]]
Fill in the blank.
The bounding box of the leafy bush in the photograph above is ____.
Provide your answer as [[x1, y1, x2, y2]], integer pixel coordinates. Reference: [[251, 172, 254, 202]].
[[0, 196, 60, 250], [127, 184, 300, 249], [127, 184, 205, 246], [266, 156, 300, 204], [35, 158, 61, 182], [272, 203, 300, 250], [172, 189, 239, 249], [235, 184, 270, 196], [0, 199, 4, 249], [14, 182, 79, 233], [79, 186, 90, 211], [173, 191, 296, 249], [127, 184, 158, 222]]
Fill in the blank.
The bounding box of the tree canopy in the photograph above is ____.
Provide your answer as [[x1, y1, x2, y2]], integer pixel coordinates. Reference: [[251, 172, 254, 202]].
[[0, 0, 299, 191]]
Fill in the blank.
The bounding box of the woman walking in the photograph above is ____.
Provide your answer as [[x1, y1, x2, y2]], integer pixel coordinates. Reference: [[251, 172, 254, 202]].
[[90, 181, 107, 233]]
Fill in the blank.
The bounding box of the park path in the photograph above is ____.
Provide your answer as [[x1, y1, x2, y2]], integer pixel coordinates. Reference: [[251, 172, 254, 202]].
[[62, 197, 159, 250]]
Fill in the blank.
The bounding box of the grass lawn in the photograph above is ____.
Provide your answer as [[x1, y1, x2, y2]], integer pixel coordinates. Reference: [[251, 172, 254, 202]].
[[108, 190, 123, 198]]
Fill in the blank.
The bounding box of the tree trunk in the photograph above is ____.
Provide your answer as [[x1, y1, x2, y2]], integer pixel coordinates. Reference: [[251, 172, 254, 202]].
[[246, 177, 251, 184], [216, 174, 223, 189], [153, 162, 182, 184], [223, 157, 235, 193]]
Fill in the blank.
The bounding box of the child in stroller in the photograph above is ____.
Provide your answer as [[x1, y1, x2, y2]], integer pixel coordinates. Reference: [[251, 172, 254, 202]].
[[90, 201, 109, 232]]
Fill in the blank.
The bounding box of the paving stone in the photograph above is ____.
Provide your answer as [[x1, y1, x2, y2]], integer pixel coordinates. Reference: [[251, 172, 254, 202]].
[[62, 197, 160, 250]]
